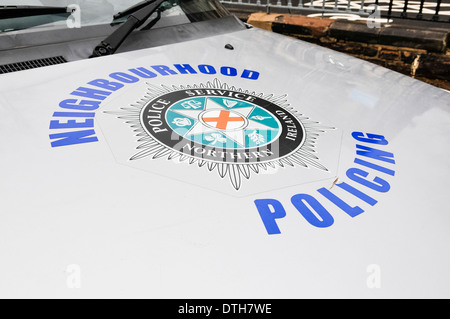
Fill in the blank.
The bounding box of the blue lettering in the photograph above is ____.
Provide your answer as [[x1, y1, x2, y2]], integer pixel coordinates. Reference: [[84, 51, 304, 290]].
[[317, 187, 364, 218], [173, 64, 197, 74], [254, 199, 286, 235], [220, 66, 237, 77], [109, 72, 139, 83], [336, 181, 378, 206], [354, 158, 395, 176], [198, 64, 216, 75], [352, 132, 388, 145], [52, 112, 95, 118], [49, 118, 94, 130], [291, 193, 334, 228], [50, 129, 98, 147], [255, 132, 396, 235], [241, 69, 260, 80], [89, 79, 124, 91], [71, 87, 111, 100], [128, 67, 158, 78], [151, 65, 177, 76], [356, 144, 395, 164], [347, 168, 390, 193]]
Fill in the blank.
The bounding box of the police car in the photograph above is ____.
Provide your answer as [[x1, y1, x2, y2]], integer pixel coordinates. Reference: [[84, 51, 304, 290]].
[[0, 0, 449, 299]]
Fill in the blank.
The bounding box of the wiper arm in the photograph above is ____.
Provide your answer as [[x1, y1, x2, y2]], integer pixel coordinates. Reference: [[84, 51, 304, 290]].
[[90, 0, 165, 58], [0, 6, 68, 19]]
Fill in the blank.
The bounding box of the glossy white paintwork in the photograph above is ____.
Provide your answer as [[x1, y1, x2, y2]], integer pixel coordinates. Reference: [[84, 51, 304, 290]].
[[0, 26, 449, 298]]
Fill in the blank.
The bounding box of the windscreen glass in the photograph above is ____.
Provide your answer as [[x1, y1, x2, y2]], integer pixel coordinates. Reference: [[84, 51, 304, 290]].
[[0, 0, 229, 33]]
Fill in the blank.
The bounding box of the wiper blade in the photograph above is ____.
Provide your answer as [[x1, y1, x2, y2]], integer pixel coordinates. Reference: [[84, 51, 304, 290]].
[[90, 0, 165, 58], [0, 6, 68, 19], [113, 0, 156, 21]]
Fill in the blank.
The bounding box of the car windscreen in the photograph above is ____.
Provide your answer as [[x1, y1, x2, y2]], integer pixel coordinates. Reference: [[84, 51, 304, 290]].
[[0, 0, 230, 33]]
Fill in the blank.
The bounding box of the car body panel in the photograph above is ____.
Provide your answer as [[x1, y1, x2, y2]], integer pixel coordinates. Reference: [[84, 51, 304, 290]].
[[0, 20, 449, 298]]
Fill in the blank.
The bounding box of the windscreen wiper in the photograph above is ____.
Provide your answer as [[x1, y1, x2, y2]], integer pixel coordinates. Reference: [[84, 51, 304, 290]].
[[90, 0, 166, 58], [0, 6, 68, 19]]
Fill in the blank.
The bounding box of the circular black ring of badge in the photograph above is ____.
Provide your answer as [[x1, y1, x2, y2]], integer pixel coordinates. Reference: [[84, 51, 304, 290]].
[[140, 89, 305, 164]]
